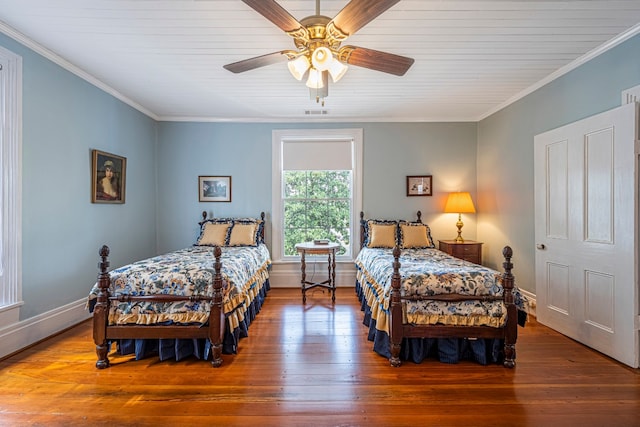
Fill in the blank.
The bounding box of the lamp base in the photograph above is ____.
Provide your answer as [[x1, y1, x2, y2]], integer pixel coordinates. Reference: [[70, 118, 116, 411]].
[[454, 214, 465, 243]]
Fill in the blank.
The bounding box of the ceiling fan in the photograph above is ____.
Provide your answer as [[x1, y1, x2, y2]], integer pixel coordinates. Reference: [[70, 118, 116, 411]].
[[223, 0, 415, 105]]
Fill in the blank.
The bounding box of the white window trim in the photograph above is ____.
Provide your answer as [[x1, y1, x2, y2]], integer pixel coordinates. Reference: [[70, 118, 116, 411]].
[[0, 45, 23, 327], [271, 128, 363, 263]]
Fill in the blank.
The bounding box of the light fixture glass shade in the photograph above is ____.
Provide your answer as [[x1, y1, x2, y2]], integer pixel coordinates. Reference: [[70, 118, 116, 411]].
[[328, 59, 348, 82], [309, 71, 328, 100], [305, 67, 325, 89], [288, 55, 310, 81], [311, 46, 333, 71], [444, 192, 476, 214]]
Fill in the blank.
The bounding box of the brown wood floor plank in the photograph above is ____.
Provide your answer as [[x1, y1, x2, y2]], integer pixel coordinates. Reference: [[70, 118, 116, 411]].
[[0, 287, 638, 426]]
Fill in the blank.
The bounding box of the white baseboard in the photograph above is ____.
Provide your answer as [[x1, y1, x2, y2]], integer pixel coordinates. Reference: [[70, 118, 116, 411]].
[[0, 298, 91, 360], [269, 262, 357, 288], [519, 288, 537, 318]]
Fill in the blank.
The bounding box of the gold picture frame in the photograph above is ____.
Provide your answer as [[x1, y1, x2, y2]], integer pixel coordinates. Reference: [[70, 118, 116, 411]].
[[91, 149, 126, 204], [199, 176, 232, 202], [406, 175, 432, 197]]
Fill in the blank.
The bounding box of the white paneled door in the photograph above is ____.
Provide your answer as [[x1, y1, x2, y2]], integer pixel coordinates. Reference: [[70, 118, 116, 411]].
[[534, 102, 639, 368]]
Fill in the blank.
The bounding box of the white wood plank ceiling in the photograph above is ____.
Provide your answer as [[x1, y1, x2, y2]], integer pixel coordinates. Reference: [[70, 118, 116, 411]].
[[0, 1, 639, 122]]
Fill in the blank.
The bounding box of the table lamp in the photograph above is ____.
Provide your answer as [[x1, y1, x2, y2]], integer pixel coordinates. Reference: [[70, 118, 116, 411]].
[[444, 191, 476, 242]]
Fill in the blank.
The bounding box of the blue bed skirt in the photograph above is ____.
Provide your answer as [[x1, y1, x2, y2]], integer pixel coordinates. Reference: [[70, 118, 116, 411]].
[[109, 279, 270, 362], [356, 279, 525, 365]]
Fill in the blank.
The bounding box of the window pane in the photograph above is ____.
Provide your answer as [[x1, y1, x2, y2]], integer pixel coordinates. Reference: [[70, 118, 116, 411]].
[[284, 200, 306, 228], [307, 171, 328, 199], [284, 171, 307, 198], [306, 200, 328, 228], [327, 171, 351, 198]]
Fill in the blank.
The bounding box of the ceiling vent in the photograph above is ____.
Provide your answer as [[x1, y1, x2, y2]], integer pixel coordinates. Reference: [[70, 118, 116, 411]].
[[304, 109, 329, 116]]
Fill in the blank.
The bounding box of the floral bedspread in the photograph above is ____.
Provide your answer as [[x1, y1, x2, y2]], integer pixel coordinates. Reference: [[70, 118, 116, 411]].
[[88, 244, 271, 332], [355, 247, 527, 334]]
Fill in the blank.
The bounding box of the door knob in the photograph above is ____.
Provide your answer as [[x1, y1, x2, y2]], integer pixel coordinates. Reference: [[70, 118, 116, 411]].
[[536, 244, 546, 250]]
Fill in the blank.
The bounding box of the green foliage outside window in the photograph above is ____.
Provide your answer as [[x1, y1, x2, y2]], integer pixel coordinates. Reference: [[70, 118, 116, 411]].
[[283, 170, 351, 256]]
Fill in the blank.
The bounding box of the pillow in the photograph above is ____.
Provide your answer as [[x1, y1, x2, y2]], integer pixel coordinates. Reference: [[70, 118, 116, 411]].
[[362, 219, 397, 247], [231, 218, 264, 245], [196, 221, 232, 246], [367, 222, 398, 248], [399, 222, 435, 248], [228, 222, 260, 246]]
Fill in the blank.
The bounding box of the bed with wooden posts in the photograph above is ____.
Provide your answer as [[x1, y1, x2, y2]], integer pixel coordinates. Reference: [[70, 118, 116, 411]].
[[89, 212, 271, 368], [355, 211, 527, 367]]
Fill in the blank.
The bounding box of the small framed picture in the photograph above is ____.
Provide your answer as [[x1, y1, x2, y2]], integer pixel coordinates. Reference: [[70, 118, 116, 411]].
[[199, 176, 232, 202], [91, 149, 126, 204], [406, 175, 432, 197]]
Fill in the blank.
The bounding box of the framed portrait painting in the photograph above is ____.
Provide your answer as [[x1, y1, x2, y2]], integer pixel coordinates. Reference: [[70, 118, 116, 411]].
[[91, 149, 126, 204], [406, 175, 432, 197], [199, 176, 232, 202]]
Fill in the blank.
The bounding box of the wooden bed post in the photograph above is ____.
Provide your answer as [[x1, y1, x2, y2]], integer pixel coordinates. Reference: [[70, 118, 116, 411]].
[[359, 211, 366, 248], [209, 246, 225, 367], [389, 246, 403, 367], [93, 245, 111, 369], [502, 246, 517, 368]]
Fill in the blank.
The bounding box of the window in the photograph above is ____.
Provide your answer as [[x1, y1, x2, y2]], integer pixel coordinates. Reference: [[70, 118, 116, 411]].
[[0, 46, 23, 326], [272, 129, 363, 262], [283, 170, 351, 256]]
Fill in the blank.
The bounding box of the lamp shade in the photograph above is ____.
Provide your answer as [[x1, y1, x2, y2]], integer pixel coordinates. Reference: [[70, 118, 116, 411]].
[[288, 55, 310, 81], [328, 59, 348, 82], [444, 192, 476, 214], [305, 68, 325, 89], [311, 46, 333, 71]]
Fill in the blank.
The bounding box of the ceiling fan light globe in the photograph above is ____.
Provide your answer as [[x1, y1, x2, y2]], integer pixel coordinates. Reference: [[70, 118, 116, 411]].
[[311, 46, 333, 71], [288, 56, 310, 81], [305, 68, 325, 89], [328, 60, 348, 83]]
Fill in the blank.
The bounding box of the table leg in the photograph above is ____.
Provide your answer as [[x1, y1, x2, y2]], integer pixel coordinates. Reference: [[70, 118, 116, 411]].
[[331, 250, 336, 302], [300, 250, 306, 304]]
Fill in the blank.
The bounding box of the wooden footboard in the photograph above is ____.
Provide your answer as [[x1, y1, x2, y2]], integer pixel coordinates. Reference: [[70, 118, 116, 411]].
[[92, 245, 225, 369], [389, 246, 518, 368]]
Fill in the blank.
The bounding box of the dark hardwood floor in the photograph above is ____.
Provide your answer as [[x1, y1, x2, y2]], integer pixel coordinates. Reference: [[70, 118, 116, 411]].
[[1, 287, 639, 426]]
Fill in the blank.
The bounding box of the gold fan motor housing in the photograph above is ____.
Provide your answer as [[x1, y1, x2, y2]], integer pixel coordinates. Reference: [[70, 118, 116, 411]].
[[290, 15, 347, 52]]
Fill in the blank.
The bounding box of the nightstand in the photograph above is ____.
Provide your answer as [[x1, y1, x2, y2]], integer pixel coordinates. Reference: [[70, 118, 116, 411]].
[[438, 240, 483, 264]]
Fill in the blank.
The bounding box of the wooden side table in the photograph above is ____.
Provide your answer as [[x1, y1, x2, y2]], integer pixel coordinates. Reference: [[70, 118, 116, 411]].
[[295, 241, 340, 304], [438, 240, 483, 264]]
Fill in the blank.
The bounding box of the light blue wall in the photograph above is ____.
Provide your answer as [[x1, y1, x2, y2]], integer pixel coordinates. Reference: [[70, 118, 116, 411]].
[[478, 34, 640, 293], [0, 33, 158, 320], [156, 121, 478, 254]]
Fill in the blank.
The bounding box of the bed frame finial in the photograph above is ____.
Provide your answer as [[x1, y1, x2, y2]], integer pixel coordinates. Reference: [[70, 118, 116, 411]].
[[416, 211, 422, 223]]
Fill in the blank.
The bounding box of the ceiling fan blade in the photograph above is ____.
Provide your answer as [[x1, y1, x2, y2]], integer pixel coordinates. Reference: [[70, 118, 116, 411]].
[[242, 0, 304, 33], [223, 51, 288, 74], [340, 46, 414, 76], [330, 0, 401, 36]]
